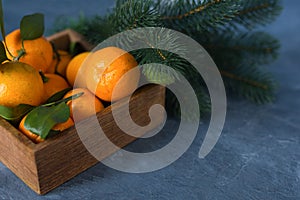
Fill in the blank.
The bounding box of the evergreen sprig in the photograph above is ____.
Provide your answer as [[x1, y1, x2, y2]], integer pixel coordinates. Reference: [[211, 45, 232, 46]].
[[231, 0, 283, 30], [220, 66, 277, 104], [52, 0, 283, 117], [109, 0, 161, 33], [202, 31, 280, 67], [160, 0, 239, 34]]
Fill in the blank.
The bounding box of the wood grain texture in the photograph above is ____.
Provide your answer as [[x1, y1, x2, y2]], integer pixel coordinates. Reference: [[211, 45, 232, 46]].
[[0, 118, 39, 192]]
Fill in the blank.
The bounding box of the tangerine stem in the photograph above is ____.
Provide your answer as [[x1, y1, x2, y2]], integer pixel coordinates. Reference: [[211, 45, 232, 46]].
[[14, 48, 26, 61]]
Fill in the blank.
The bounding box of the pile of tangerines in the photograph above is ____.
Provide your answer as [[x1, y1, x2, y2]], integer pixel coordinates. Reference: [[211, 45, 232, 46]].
[[0, 14, 140, 143]]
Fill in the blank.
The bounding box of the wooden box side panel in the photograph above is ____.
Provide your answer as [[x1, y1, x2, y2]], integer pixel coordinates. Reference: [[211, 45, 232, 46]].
[[46, 29, 94, 51], [0, 119, 39, 192], [34, 85, 165, 195]]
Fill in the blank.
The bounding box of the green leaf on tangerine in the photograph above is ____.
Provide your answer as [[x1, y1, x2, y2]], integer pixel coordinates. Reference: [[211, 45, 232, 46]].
[[0, 41, 8, 63], [43, 92, 84, 108], [0, 104, 34, 121], [20, 13, 44, 40], [24, 102, 70, 139], [45, 87, 72, 104]]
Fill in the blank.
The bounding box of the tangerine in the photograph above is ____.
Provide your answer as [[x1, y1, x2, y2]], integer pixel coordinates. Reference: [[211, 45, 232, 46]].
[[63, 88, 104, 122], [65, 52, 90, 88], [47, 50, 72, 76], [0, 62, 44, 107], [19, 115, 74, 143], [43, 73, 70, 102], [84, 47, 140, 102], [5, 29, 53, 72], [51, 117, 74, 132]]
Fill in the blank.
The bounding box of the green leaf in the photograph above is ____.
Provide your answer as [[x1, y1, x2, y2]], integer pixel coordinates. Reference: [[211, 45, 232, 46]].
[[0, 0, 6, 41], [0, 104, 34, 121], [45, 87, 72, 104], [0, 41, 8, 63], [20, 13, 44, 40], [43, 91, 84, 108], [24, 102, 70, 139]]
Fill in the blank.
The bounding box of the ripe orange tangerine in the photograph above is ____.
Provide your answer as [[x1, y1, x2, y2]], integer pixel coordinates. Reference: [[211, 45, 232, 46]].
[[47, 50, 72, 76], [19, 116, 45, 143], [66, 52, 90, 88], [43, 73, 70, 102], [85, 47, 140, 102], [19, 115, 74, 143], [5, 29, 53, 72], [52, 117, 74, 132], [0, 62, 44, 107], [63, 88, 104, 122]]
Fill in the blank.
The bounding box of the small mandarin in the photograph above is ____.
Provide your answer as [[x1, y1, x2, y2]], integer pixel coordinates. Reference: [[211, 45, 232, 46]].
[[19, 115, 44, 143], [52, 117, 74, 132], [47, 50, 72, 76], [19, 116, 74, 143], [5, 29, 53, 72], [63, 88, 104, 122], [66, 52, 90, 88], [85, 47, 140, 102], [43, 73, 70, 102], [0, 62, 44, 107]]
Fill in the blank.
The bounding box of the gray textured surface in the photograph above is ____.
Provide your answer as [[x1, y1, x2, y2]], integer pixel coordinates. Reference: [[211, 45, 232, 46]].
[[1, 0, 300, 199]]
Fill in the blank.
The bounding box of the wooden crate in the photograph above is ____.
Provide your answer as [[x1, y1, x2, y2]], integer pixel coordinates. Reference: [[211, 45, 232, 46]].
[[0, 29, 165, 195]]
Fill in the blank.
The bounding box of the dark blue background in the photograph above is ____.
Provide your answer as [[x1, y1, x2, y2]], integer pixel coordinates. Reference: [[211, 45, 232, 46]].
[[0, 0, 299, 199]]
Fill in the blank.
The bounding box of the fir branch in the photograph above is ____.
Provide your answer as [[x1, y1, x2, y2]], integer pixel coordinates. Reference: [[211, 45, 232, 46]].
[[51, 0, 283, 108], [221, 67, 277, 104], [107, 0, 171, 62], [221, 70, 269, 90], [202, 31, 280, 66], [230, 0, 283, 29], [159, 0, 239, 34], [161, 0, 222, 20], [166, 85, 211, 119], [134, 48, 189, 86], [108, 0, 161, 33], [141, 63, 178, 85]]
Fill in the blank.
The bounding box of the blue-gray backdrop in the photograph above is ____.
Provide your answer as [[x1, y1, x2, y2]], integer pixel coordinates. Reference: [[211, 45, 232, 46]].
[[0, 0, 299, 199]]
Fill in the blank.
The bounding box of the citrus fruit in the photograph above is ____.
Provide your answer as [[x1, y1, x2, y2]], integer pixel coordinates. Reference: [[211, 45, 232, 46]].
[[66, 52, 90, 88], [19, 116, 45, 143], [52, 117, 74, 132], [0, 61, 44, 107], [63, 88, 104, 122], [43, 73, 70, 102], [5, 29, 53, 72], [47, 50, 72, 76], [19, 115, 74, 143], [85, 47, 140, 102]]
